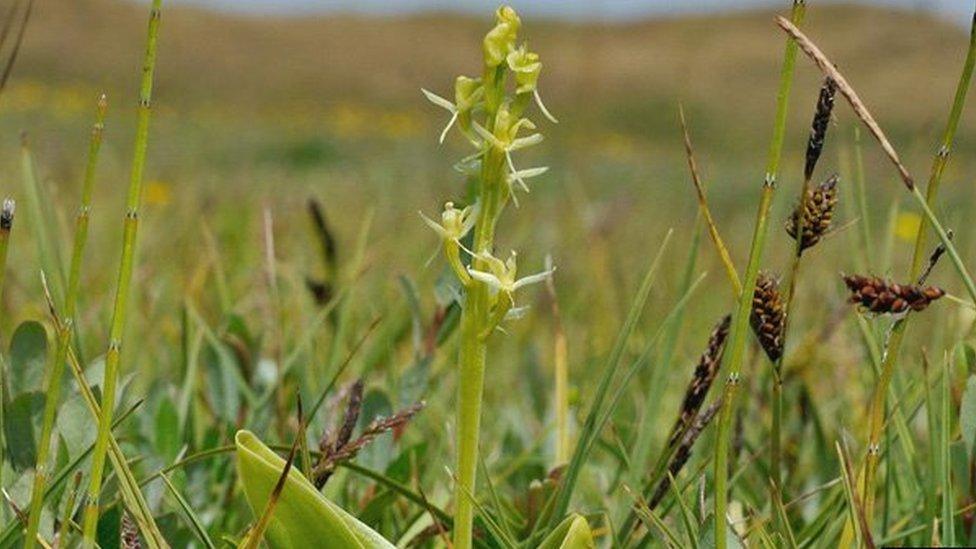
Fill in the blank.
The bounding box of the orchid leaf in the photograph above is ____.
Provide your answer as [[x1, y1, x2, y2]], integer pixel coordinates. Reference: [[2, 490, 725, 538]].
[[235, 430, 395, 549]]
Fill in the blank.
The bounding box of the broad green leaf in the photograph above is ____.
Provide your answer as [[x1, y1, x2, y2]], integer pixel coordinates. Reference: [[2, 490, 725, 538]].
[[9, 321, 48, 394], [961, 374, 976, 460], [4, 391, 44, 470], [235, 430, 395, 549], [204, 342, 241, 423], [96, 504, 121, 549], [538, 514, 595, 549]]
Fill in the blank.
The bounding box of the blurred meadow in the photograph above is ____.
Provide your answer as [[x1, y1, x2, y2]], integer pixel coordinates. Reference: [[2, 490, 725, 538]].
[[3, 0, 976, 546]]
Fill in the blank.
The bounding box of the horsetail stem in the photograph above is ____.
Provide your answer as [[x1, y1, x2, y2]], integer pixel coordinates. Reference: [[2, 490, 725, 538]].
[[24, 94, 107, 549], [81, 2, 162, 546], [713, 3, 804, 545]]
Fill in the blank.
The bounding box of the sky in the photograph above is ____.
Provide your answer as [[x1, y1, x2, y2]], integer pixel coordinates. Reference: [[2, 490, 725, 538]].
[[171, 0, 974, 24]]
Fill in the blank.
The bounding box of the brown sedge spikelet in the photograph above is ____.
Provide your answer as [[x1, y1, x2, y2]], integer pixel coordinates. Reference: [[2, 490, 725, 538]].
[[842, 274, 945, 315], [305, 197, 338, 307], [786, 174, 839, 252], [805, 77, 837, 180], [649, 400, 722, 509], [750, 272, 786, 362], [665, 314, 731, 449]]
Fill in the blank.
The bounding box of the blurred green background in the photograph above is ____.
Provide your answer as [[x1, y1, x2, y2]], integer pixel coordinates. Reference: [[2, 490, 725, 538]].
[[3, 1, 976, 543]]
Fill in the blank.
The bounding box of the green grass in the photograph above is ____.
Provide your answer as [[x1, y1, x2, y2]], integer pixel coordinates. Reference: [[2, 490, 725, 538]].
[[1, 1, 976, 548]]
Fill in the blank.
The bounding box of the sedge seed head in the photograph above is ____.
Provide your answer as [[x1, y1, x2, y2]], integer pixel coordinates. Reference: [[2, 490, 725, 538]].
[[786, 174, 838, 252], [842, 274, 945, 316], [750, 272, 786, 362]]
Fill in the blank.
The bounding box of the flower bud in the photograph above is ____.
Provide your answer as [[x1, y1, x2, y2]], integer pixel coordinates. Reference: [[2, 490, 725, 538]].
[[483, 6, 520, 68], [454, 76, 482, 112]]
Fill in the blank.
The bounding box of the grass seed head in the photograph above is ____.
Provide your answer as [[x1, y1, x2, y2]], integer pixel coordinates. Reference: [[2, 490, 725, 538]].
[[786, 174, 838, 252], [805, 77, 837, 180], [750, 271, 786, 362], [842, 274, 945, 315]]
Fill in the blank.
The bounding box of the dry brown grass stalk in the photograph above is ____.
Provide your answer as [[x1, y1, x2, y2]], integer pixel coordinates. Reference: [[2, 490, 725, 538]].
[[313, 380, 425, 488], [678, 105, 742, 294]]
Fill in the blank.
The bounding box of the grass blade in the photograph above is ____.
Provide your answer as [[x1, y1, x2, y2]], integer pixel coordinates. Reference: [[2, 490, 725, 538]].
[[543, 229, 674, 528], [159, 473, 217, 549]]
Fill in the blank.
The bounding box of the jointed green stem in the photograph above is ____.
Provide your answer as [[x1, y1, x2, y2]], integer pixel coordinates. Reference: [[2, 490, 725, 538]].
[[24, 95, 106, 549], [713, 3, 804, 547], [81, 3, 162, 546], [860, 12, 976, 524]]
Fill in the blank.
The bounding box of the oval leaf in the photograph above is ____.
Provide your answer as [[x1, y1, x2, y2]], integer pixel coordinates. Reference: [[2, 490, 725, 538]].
[[235, 430, 394, 549], [538, 514, 595, 549], [9, 321, 48, 394]]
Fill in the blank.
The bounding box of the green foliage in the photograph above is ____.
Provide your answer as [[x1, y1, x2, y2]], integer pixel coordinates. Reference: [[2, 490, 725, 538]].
[[537, 514, 594, 549], [235, 430, 395, 549], [1, 2, 976, 548]]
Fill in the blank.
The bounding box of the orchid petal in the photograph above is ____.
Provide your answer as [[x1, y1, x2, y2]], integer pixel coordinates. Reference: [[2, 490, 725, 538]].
[[421, 88, 457, 112]]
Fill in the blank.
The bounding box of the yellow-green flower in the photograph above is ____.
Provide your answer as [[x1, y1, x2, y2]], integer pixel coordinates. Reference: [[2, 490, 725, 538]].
[[468, 250, 554, 303], [507, 45, 541, 94], [483, 6, 521, 67]]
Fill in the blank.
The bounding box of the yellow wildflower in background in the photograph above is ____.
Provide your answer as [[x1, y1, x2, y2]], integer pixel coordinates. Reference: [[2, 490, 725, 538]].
[[145, 180, 172, 206], [895, 211, 921, 242]]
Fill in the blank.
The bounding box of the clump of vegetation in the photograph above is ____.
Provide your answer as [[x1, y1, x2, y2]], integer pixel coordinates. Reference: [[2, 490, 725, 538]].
[[4, 0, 976, 548]]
